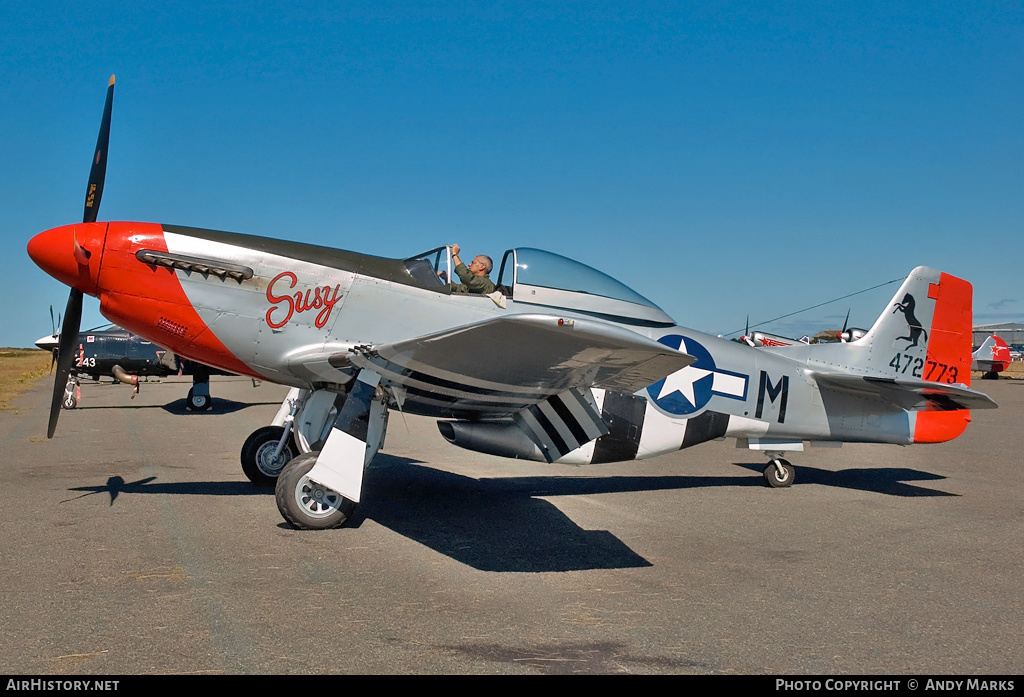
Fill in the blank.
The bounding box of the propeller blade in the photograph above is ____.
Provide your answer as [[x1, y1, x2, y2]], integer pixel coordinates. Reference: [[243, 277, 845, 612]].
[[82, 75, 115, 224], [47, 76, 116, 438], [47, 289, 83, 438], [838, 308, 851, 341], [49, 305, 56, 335]]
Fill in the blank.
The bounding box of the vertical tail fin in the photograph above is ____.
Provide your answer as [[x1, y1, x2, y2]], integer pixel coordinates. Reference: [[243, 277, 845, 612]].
[[860, 266, 973, 386], [858, 266, 973, 442]]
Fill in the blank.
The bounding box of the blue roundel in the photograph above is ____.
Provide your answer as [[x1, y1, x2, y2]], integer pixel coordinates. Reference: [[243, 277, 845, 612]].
[[646, 335, 716, 415]]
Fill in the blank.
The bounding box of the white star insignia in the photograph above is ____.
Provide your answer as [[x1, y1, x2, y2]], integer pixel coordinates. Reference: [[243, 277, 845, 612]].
[[657, 365, 711, 405], [656, 337, 712, 406]]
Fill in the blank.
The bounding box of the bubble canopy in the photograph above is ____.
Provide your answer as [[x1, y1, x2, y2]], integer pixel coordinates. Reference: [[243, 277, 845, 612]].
[[497, 248, 674, 324]]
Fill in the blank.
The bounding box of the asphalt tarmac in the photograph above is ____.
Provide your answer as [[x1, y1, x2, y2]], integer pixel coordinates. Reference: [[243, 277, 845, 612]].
[[1, 374, 1021, 675]]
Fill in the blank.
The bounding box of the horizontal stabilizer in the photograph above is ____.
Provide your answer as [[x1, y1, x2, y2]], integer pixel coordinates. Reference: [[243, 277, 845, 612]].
[[815, 373, 997, 411]]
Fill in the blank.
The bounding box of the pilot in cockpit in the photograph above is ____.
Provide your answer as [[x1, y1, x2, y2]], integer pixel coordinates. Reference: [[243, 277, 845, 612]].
[[449, 244, 495, 295]]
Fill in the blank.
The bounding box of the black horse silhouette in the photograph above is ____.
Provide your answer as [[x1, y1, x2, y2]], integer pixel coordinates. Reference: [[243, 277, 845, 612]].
[[892, 293, 928, 348]]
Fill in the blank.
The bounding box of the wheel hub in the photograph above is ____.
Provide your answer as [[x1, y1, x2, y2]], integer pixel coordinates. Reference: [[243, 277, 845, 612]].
[[295, 476, 343, 518], [255, 442, 290, 477]]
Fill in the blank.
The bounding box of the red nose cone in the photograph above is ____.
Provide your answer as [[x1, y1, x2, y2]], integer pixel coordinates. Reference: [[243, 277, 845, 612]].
[[27, 222, 107, 296]]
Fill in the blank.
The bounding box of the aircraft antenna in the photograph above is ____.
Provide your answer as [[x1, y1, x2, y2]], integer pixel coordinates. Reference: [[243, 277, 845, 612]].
[[722, 276, 902, 337]]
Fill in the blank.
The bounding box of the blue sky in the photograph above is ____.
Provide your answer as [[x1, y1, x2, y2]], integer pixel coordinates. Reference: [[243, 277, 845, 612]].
[[3, 2, 1021, 348]]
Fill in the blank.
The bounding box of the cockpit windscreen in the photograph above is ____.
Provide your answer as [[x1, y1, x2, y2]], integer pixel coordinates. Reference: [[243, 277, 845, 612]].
[[404, 247, 449, 288]]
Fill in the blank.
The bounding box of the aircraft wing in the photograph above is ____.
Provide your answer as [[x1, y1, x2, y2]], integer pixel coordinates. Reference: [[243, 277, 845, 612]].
[[343, 314, 695, 416], [814, 373, 998, 411]]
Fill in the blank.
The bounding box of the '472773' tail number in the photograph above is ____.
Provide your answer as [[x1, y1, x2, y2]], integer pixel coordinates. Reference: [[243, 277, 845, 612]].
[[889, 352, 960, 383]]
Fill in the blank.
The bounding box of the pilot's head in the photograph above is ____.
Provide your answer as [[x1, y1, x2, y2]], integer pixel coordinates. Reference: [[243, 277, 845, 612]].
[[469, 255, 492, 276]]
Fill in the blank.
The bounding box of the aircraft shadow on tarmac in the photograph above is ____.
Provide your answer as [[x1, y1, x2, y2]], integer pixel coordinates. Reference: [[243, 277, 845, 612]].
[[64, 475, 260, 504], [732, 462, 958, 497], [62, 454, 956, 572], [160, 398, 283, 415], [352, 457, 658, 572], [62, 462, 653, 572], [71, 398, 282, 415]]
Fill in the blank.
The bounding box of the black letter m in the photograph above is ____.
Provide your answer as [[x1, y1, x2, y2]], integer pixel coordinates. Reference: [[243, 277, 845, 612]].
[[755, 371, 789, 423]]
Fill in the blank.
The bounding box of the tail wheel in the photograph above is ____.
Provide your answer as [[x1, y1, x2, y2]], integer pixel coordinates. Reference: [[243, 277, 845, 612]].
[[275, 452, 356, 530], [764, 458, 795, 488]]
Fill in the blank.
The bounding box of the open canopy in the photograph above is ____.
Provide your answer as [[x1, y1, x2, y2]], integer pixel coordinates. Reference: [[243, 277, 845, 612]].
[[498, 248, 674, 324], [404, 246, 674, 324]]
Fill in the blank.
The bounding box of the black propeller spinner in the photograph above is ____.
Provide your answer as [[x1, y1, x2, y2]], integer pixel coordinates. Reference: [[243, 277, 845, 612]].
[[48, 76, 114, 438]]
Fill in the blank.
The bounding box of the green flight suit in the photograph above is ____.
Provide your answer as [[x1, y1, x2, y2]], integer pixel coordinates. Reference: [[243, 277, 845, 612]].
[[451, 262, 495, 295]]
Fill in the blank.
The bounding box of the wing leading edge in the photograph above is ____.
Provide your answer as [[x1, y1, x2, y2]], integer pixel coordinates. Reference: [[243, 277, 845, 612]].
[[344, 314, 695, 418]]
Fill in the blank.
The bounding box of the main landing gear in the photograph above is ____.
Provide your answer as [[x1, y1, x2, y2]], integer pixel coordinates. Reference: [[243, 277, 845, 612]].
[[275, 452, 357, 529], [241, 426, 296, 486], [763, 458, 795, 488], [239, 387, 345, 486], [274, 370, 389, 530]]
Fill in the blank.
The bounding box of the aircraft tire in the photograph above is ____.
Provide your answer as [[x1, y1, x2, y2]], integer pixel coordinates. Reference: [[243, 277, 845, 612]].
[[276, 452, 356, 530], [186, 388, 212, 411], [241, 426, 295, 486], [764, 459, 795, 488], [61, 391, 77, 410]]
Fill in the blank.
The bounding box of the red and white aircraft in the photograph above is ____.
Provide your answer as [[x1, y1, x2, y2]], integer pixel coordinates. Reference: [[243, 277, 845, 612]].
[[972, 335, 1011, 379], [28, 79, 997, 529]]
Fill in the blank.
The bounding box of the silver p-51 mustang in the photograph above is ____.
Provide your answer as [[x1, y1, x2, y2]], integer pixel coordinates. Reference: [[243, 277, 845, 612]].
[[28, 78, 997, 529]]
